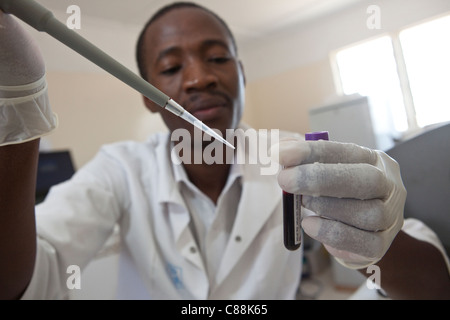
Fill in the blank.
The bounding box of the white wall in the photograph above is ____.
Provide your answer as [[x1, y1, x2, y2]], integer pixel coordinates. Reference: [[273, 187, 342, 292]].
[[19, 12, 167, 168], [44, 72, 166, 169], [239, 0, 450, 82], [20, 8, 141, 74]]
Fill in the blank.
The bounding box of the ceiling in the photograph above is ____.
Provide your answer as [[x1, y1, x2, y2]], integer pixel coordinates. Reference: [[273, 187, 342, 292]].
[[37, 0, 361, 43]]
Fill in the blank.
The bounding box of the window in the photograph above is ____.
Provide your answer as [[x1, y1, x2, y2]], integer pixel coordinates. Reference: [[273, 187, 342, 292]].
[[400, 14, 450, 128], [333, 13, 450, 135], [334, 36, 407, 133]]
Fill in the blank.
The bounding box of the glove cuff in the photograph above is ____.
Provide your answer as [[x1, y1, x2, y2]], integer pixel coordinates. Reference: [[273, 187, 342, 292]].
[[0, 75, 58, 146], [333, 256, 381, 270]]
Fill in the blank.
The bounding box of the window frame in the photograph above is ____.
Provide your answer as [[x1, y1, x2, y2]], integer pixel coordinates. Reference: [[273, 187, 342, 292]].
[[330, 12, 450, 137]]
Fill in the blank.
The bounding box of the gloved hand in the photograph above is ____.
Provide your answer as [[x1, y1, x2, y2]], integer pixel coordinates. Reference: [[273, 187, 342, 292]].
[[274, 137, 406, 269], [0, 10, 57, 146]]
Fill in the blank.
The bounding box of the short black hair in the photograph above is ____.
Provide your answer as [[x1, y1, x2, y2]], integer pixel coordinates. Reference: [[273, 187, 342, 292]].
[[135, 1, 238, 80]]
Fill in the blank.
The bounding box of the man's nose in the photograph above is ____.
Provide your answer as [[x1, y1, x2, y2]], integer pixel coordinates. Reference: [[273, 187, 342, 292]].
[[182, 60, 218, 92]]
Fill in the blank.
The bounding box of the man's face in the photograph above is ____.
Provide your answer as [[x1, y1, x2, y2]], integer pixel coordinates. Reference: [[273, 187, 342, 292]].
[[141, 7, 245, 139]]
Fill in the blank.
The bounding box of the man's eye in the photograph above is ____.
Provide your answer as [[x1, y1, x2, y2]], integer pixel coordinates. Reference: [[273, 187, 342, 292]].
[[209, 56, 230, 64], [161, 66, 181, 75]]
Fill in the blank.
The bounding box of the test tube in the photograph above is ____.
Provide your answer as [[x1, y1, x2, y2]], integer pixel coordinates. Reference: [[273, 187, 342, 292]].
[[283, 131, 329, 251]]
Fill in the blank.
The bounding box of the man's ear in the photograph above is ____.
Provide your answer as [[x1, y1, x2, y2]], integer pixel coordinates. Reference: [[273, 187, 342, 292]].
[[142, 95, 161, 113]]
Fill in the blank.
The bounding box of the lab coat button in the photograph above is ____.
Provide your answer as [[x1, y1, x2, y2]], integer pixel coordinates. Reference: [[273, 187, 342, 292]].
[[190, 246, 197, 253], [235, 235, 242, 242]]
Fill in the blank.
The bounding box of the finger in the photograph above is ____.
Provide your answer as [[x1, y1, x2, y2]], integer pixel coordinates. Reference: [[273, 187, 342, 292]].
[[276, 138, 378, 167], [302, 195, 392, 231], [278, 162, 390, 199], [270, 137, 308, 167], [301, 216, 384, 259]]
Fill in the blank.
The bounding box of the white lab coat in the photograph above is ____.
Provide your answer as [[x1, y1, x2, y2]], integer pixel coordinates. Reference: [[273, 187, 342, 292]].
[[22, 130, 302, 299]]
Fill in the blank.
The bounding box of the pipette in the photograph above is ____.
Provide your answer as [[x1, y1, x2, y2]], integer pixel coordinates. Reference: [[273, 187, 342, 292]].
[[0, 0, 234, 150]]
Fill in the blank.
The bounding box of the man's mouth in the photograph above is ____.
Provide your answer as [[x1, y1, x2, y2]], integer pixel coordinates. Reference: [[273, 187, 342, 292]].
[[191, 105, 223, 120], [186, 95, 229, 121]]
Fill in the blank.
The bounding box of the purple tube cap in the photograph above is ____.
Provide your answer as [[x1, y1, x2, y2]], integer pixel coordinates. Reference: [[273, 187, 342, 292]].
[[305, 131, 329, 141]]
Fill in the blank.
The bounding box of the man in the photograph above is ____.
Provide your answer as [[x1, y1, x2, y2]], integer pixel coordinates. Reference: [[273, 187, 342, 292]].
[[0, 2, 449, 300]]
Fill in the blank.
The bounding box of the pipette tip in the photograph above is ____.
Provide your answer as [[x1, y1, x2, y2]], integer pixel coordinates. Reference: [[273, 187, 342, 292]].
[[214, 136, 236, 149], [225, 140, 236, 150], [199, 122, 235, 149], [171, 101, 235, 149]]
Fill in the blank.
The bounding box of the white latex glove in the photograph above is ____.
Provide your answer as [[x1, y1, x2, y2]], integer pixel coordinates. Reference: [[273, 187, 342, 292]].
[[274, 137, 406, 269], [0, 11, 57, 146]]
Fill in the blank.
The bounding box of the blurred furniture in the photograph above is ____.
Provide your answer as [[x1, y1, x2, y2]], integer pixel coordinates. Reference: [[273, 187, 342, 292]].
[[309, 94, 395, 151], [36, 150, 75, 203], [386, 122, 450, 255]]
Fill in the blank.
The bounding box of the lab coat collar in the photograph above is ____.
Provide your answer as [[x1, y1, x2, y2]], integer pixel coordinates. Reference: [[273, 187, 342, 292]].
[[152, 134, 206, 272], [153, 133, 183, 206], [213, 129, 282, 289]]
